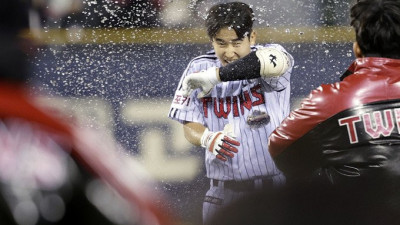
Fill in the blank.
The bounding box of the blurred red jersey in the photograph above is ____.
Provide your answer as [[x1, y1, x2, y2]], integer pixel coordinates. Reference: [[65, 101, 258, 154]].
[[0, 82, 177, 225]]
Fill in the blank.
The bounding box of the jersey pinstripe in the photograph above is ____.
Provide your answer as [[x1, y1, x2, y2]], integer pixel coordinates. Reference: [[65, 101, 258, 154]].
[[169, 44, 293, 181]]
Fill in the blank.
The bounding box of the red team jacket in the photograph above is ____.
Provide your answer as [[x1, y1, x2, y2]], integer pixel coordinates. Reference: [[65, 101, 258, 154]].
[[269, 57, 400, 184]]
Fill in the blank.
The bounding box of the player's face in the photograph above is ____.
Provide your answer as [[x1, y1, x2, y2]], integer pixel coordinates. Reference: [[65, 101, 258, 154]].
[[211, 27, 256, 66]]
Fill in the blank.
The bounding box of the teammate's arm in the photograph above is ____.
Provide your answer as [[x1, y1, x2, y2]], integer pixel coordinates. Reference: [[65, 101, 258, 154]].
[[183, 122, 240, 161], [182, 47, 291, 98]]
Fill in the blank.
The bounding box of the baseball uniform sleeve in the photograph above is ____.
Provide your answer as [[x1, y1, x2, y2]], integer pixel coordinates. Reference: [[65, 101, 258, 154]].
[[268, 83, 344, 179], [168, 59, 207, 125]]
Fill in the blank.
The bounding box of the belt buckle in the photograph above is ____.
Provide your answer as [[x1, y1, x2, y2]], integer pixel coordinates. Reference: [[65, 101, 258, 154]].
[[246, 110, 270, 127]]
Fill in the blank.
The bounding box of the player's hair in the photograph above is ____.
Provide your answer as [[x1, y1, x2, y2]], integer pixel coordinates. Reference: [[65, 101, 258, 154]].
[[350, 0, 400, 59], [205, 2, 254, 40]]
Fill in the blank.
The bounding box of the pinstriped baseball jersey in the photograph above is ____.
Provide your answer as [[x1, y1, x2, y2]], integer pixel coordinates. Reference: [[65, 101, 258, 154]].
[[169, 44, 293, 181]]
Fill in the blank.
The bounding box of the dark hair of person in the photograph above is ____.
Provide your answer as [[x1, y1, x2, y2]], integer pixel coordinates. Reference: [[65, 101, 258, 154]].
[[208, 180, 400, 225], [350, 0, 400, 59], [0, 36, 29, 82], [0, 0, 30, 82], [0, 0, 30, 35], [205, 2, 254, 40]]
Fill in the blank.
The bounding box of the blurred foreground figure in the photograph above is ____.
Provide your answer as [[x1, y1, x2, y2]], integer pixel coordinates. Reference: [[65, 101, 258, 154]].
[[0, 1, 176, 225], [268, 0, 400, 187]]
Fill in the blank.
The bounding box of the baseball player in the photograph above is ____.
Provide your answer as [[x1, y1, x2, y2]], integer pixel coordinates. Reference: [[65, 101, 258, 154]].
[[168, 2, 294, 224]]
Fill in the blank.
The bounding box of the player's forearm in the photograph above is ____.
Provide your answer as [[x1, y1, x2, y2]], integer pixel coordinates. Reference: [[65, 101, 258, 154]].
[[219, 51, 260, 81], [183, 122, 206, 146], [181, 48, 290, 99], [219, 48, 290, 81]]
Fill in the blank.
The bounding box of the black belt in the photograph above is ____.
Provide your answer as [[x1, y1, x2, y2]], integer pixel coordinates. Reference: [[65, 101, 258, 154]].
[[211, 178, 274, 192]]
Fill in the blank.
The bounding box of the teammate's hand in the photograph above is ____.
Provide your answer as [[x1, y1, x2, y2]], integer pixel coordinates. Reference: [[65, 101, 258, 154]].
[[201, 128, 240, 161], [182, 67, 220, 98]]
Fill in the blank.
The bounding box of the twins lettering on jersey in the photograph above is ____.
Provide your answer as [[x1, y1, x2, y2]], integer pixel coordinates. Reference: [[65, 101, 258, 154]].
[[173, 84, 265, 118], [338, 108, 400, 144]]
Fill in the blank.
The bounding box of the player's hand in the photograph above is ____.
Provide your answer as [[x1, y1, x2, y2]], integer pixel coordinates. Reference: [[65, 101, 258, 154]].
[[181, 67, 220, 98], [201, 128, 240, 161]]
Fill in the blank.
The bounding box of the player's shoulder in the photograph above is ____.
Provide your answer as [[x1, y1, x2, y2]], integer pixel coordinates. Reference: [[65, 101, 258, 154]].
[[192, 50, 217, 62], [188, 51, 219, 66], [255, 43, 287, 51], [302, 82, 344, 110]]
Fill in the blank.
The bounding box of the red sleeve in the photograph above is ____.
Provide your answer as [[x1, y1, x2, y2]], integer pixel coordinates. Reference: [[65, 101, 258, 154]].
[[268, 83, 344, 158]]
